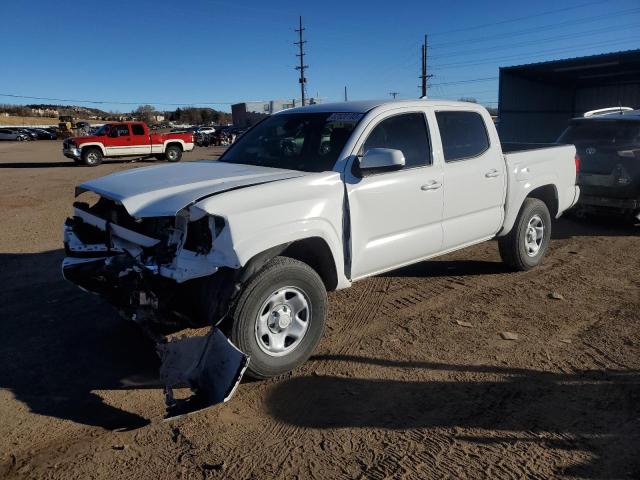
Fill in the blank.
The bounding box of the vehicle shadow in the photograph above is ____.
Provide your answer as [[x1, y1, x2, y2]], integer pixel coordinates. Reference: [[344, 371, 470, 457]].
[[552, 215, 639, 239], [0, 249, 161, 431], [268, 354, 640, 478], [381, 259, 508, 278], [0, 158, 162, 169], [379, 217, 637, 280]]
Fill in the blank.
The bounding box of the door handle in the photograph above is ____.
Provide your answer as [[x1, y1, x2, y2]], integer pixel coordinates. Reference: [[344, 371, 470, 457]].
[[421, 181, 442, 191], [485, 169, 500, 178]]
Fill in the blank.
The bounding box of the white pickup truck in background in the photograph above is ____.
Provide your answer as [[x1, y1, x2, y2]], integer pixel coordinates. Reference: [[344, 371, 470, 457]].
[[62, 100, 579, 417]]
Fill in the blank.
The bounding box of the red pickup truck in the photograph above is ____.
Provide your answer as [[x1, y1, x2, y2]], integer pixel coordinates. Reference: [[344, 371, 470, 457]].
[[63, 121, 195, 166]]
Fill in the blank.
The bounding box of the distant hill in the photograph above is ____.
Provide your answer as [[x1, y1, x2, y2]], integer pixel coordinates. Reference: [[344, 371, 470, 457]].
[[0, 103, 231, 125]]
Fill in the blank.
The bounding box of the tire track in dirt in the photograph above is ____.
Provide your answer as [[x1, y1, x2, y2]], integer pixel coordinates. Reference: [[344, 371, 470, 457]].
[[245, 245, 598, 479], [228, 263, 513, 479]]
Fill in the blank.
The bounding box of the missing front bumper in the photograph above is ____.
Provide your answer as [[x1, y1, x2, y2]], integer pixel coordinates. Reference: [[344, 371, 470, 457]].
[[63, 254, 250, 419]]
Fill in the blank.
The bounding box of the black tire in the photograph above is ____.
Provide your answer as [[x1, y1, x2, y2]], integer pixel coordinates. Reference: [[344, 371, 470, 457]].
[[230, 256, 327, 379], [81, 147, 102, 166], [499, 198, 552, 271], [165, 144, 182, 162]]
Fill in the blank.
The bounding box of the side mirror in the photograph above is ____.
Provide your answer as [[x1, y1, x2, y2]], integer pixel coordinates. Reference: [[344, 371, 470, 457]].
[[358, 148, 405, 173]]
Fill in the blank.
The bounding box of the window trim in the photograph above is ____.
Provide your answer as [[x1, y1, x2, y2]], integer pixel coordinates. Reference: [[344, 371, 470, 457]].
[[354, 111, 433, 177], [435, 110, 491, 163]]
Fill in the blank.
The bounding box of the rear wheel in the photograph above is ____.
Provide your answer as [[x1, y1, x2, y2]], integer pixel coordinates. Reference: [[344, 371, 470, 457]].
[[81, 147, 102, 167], [165, 145, 182, 162], [230, 256, 327, 379], [499, 198, 551, 271]]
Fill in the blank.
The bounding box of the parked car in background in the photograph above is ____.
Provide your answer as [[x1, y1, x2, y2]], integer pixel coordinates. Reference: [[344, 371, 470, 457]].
[[17, 128, 37, 140], [558, 109, 640, 220], [0, 128, 29, 141], [63, 121, 195, 166], [24, 128, 57, 140], [196, 126, 216, 135]]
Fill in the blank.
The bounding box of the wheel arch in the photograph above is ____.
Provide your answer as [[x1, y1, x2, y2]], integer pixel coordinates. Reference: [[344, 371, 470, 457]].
[[164, 140, 184, 151], [79, 142, 106, 155], [527, 184, 558, 219], [280, 237, 339, 291], [499, 182, 559, 236], [239, 236, 339, 292]]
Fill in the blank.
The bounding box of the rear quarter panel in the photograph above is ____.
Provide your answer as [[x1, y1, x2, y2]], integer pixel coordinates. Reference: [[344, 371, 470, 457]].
[[501, 144, 578, 235], [150, 133, 195, 154]]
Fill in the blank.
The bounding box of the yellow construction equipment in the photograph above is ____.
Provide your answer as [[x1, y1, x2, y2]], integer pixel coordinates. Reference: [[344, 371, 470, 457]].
[[58, 115, 75, 139]]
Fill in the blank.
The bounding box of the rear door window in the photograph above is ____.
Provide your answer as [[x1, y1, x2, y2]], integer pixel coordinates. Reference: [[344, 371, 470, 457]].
[[435, 111, 490, 162], [131, 124, 145, 135]]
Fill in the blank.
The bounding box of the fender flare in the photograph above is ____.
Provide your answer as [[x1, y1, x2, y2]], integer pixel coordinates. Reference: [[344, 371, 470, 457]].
[[164, 139, 189, 151], [78, 142, 106, 156]]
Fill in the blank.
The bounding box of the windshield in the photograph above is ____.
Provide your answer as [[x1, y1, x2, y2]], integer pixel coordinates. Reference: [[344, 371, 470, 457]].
[[558, 121, 640, 146], [218, 112, 362, 172], [92, 124, 111, 136]]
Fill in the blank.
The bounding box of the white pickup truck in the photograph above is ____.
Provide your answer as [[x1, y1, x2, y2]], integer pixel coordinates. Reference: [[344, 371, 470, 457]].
[[62, 100, 579, 416]]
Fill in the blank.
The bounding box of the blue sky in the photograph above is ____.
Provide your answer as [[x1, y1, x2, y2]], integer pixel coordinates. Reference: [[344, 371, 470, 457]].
[[1, 0, 639, 112]]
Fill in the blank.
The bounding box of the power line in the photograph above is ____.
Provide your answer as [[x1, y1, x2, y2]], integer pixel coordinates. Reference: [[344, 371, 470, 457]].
[[429, 7, 640, 49], [431, 37, 640, 70], [429, 0, 608, 36], [431, 77, 498, 87], [294, 16, 308, 106], [428, 21, 640, 60], [0, 93, 234, 106]]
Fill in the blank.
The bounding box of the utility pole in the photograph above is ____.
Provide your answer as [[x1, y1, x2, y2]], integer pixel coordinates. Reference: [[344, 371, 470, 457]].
[[344, 86, 348, 102], [389, 91, 400, 99], [420, 34, 433, 98], [294, 16, 308, 106]]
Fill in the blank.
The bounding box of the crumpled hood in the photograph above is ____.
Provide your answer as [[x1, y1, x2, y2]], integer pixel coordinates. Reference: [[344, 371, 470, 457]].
[[77, 161, 306, 217]]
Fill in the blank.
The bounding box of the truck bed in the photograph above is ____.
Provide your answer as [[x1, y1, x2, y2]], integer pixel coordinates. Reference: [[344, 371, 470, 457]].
[[500, 142, 564, 153], [499, 142, 579, 235]]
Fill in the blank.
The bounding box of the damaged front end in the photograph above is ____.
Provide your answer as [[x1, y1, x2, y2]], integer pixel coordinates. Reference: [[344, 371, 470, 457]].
[[62, 192, 249, 419]]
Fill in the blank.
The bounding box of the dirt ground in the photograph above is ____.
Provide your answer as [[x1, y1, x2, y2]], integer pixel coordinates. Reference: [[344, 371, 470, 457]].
[[0, 140, 638, 479]]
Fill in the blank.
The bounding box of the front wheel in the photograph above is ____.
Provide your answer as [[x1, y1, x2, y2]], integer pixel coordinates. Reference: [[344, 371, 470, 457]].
[[165, 145, 182, 162], [230, 256, 327, 379], [499, 198, 552, 271], [81, 147, 102, 167]]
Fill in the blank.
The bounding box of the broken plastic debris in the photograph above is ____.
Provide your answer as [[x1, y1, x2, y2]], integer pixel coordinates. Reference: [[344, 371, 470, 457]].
[[500, 331, 519, 341], [158, 328, 249, 420]]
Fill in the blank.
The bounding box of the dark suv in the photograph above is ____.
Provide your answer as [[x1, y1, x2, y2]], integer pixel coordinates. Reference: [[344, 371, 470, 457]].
[[558, 110, 640, 220]]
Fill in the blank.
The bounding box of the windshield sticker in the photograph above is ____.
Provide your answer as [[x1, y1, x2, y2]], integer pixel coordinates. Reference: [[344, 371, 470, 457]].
[[327, 112, 363, 122]]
